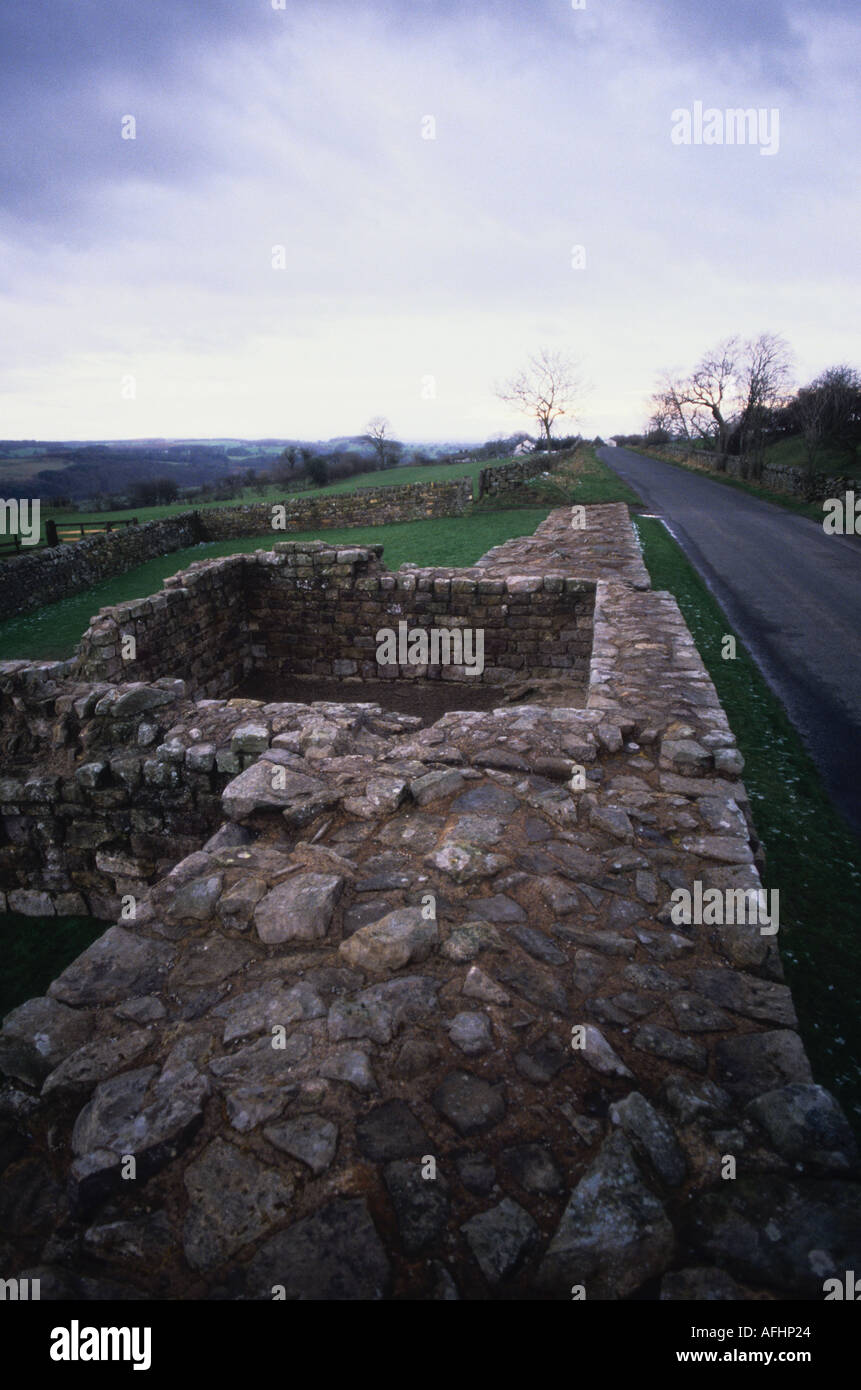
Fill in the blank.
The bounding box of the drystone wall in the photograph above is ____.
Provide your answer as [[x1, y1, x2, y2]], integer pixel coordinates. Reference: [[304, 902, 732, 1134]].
[[198, 476, 474, 541], [243, 546, 594, 684], [477, 456, 551, 498], [724, 458, 861, 501], [0, 515, 203, 623], [74, 554, 251, 694], [0, 503, 859, 1302], [73, 543, 595, 692]]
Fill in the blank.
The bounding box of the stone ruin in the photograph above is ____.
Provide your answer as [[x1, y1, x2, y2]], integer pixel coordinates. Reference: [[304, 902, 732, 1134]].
[[0, 503, 859, 1300]]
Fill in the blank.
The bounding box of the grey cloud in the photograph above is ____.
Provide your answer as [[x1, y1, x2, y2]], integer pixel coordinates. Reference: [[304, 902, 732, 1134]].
[[1, 0, 847, 226]]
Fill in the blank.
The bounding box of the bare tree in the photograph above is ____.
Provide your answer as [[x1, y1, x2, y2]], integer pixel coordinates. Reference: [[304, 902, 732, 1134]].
[[496, 348, 585, 449], [736, 333, 794, 478], [364, 416, 396, 471], [651, 373, 695, 442], [651, 335, 794, 474], [679, 338, 739, 463]]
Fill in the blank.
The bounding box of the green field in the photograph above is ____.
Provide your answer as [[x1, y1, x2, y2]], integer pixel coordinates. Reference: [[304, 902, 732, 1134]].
[[34, 456, 508, 535], [0, 507, 558, 662], [0, 455, 72, 480], [635, 515, 861, 1132], [0, 912, 108, 1022]]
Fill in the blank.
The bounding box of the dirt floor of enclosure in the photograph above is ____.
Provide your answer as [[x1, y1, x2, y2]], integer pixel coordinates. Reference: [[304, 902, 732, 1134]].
[[230, 675, 586, 725]]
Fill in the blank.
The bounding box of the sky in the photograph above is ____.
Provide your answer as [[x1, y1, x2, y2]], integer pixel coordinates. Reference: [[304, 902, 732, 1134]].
[[0, 0, 858, 442]]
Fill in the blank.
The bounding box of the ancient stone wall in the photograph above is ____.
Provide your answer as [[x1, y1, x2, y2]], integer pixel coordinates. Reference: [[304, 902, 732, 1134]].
[[0, 505, 636, 917], [70, 542, 595, 693], [74, 554, 251, 695], [0, 535, 594, 909], [0, 671, 229, 918], [243, 543, 594, 685]]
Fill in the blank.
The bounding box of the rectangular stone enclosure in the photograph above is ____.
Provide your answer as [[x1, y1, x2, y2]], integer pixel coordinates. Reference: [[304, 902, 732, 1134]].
[[74, 541, 597, 696]]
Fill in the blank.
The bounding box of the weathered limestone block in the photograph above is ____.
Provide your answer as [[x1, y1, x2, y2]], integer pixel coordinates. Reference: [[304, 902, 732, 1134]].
[[537, 1132, 675, 1298], [253, 873, 344, 943], [48, 927, 174, 1006], [221, 759, 338, 822], [339, 907, 438, 973], [0, 997, 95, 1086]]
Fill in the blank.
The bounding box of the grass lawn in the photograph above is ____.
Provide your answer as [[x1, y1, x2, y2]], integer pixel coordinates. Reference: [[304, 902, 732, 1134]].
[[0, 507, 557, 662], [0, 913, 110, 1022], [635, 515, 861, 1133]]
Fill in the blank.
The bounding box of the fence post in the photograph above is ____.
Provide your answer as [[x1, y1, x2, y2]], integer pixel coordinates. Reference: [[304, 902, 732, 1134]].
[[45, 519, 59, 547]]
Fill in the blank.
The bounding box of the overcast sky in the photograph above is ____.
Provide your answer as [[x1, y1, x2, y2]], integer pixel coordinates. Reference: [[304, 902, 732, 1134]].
[[0, 0, 858, 442]]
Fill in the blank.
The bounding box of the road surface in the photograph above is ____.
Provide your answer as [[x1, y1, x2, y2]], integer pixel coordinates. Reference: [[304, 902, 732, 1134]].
[[599, 445, 861, 838]]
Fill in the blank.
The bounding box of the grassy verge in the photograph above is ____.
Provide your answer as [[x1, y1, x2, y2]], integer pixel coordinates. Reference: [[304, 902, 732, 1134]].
[[474, 445, 642, 511], [0, 507, 556, 662], [634, 515, 861, 1131], [0, 913, 108, 1020], [634, 447, 827, 523]]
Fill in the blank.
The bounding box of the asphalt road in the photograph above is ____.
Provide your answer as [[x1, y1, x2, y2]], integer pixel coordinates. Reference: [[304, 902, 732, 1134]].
[[599, 445, 861, 838]]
